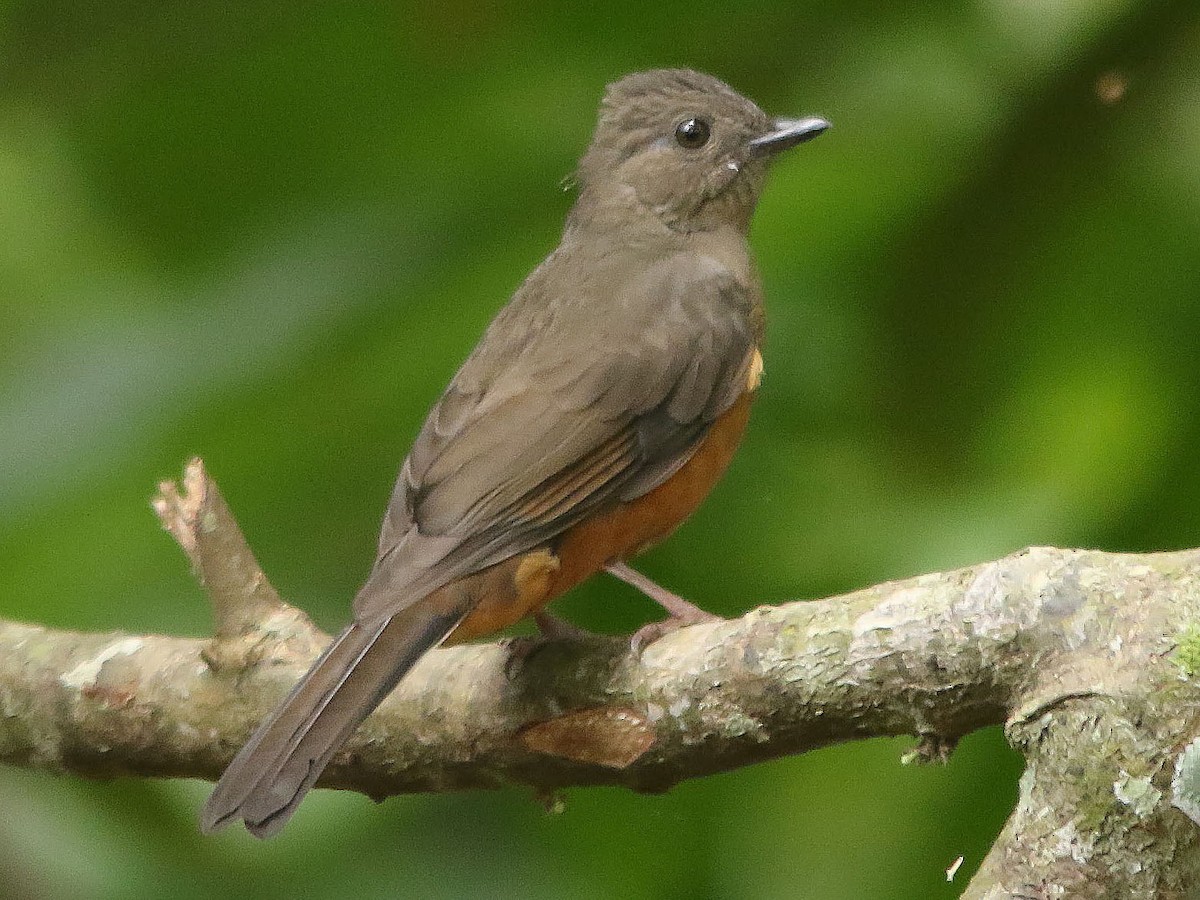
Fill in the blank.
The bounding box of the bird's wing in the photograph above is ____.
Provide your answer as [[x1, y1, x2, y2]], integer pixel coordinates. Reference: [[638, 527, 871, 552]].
[[352, 254, 757, 621]]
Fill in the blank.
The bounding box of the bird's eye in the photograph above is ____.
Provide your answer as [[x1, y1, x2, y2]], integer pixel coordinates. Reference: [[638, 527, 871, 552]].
[[674, 117, 711, 149]]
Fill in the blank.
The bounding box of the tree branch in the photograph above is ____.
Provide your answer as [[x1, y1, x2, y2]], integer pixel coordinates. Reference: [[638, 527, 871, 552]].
[[2, 458, 1199, 895]]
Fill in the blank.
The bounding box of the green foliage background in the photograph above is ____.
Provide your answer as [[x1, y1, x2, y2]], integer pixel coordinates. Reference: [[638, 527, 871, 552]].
[[1, 1, 1198, 896]]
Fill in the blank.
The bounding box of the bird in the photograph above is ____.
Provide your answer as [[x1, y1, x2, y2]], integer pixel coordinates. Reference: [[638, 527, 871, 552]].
[[200, 68, 828, 838]]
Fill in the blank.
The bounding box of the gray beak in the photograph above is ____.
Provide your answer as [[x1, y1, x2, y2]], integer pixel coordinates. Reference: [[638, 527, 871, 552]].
[[748, 116, 830, 157]]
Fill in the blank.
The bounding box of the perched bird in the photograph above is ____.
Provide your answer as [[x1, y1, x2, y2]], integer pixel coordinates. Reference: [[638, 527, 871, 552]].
[[201, 68, 828, 837]]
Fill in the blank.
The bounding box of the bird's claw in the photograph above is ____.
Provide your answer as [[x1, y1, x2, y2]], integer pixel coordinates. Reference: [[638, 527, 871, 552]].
[[630, 609, 722, 655]]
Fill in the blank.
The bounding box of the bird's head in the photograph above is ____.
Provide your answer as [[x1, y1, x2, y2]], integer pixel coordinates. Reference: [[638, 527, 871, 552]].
[[574, 69, 828, 233]]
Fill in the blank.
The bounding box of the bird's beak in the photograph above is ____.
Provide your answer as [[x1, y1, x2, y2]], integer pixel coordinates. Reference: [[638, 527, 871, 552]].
[[747, 116, 830, 157]]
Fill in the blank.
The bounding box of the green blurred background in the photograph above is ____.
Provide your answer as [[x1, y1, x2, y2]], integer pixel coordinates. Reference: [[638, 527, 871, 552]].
[[1, 1, 1197, 897]]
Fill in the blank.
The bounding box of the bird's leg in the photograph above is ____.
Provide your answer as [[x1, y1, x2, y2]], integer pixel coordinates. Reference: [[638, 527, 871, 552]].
[[605, 561, 721, 651], [533, 609, 597, 641], [605, 561, 717, 619]]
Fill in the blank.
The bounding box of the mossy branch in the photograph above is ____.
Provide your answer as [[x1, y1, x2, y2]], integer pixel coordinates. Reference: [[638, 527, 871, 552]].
[[1, 459, 1199, 896]]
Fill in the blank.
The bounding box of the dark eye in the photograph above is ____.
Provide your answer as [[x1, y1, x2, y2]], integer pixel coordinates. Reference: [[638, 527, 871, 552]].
[[674, 117, 711, 149]]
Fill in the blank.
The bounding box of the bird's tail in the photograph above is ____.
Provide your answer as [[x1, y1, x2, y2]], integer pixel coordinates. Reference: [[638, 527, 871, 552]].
[[199, 593, 468, 838]]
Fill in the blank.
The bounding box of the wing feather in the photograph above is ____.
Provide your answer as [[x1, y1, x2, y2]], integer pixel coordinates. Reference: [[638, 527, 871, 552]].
[[354, 252, 756, 621]]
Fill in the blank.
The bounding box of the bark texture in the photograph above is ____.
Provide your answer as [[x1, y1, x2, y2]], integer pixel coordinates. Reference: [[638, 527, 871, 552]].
[[2, 459, 1199, 896]]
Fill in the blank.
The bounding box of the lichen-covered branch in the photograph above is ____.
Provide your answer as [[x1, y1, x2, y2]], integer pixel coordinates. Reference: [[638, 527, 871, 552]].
[[1, 459, 1199, 896]]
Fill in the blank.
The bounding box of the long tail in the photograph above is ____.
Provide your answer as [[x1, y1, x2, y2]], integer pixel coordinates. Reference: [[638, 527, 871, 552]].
[[199, 593, 468, 838]]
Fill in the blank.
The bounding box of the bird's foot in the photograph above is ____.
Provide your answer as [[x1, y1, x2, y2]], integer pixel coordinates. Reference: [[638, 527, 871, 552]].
[[503, 610, 597, 678], [605, 561, 721, 653], [629, 607, 721, 654]]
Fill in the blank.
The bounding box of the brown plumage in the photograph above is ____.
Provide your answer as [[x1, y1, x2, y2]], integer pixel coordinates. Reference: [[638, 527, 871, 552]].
[[200, 68, 828, 837]]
